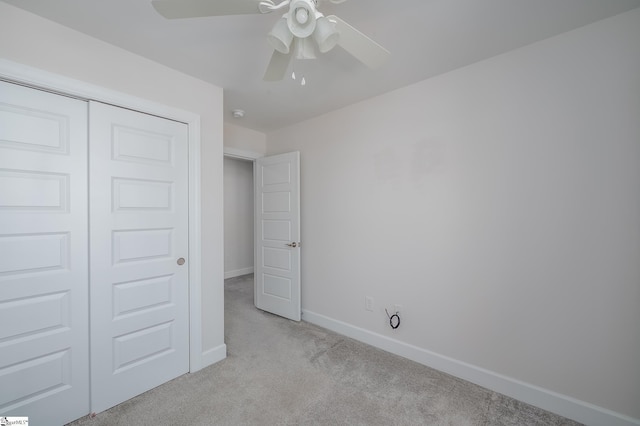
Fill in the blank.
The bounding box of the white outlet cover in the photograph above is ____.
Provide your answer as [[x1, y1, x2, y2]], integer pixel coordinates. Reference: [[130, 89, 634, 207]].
[[365, 296, 374, 311]]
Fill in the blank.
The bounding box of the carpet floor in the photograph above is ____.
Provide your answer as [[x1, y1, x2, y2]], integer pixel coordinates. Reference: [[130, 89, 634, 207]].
[[69, 274, 581, 425]]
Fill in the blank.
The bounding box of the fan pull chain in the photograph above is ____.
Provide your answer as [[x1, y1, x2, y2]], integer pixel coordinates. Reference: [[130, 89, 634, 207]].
[[291, 69, 306, 86]]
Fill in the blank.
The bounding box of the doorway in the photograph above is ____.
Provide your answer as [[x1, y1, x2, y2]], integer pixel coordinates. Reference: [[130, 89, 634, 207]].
[[223, 156, 255, 279], [223, 150, 301, 322]]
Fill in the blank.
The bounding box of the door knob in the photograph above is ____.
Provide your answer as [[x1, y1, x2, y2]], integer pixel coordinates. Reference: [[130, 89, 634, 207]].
[[285, 242, 300, 248], [177, 257, 185, 265]]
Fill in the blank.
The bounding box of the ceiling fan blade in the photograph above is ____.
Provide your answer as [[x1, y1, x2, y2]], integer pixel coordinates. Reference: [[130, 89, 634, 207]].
[[152, 0, 263, 19], [263, 50, 293, 81], [327, 15, 390, 69]]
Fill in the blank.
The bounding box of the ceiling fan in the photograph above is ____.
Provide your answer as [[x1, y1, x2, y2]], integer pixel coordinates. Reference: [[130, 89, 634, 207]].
[[151, 0, 390, 81]]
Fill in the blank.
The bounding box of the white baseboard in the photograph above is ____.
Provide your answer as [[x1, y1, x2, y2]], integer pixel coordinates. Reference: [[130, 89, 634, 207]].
[[199, 344, 227, 369], [301, 309, 639, 426], [224, 267, 254, 279]]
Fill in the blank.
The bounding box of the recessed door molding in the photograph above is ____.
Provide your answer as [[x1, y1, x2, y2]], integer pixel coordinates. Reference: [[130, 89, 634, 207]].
[[0, 58, 206, 373]]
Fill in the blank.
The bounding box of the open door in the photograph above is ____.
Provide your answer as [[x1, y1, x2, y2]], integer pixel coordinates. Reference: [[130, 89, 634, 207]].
[[254, 152, 301, 321]]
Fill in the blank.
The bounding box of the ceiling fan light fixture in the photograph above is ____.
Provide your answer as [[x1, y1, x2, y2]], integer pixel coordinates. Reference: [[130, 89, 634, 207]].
[[294, 37, 317, 60], [267, 16, 294, 54], [287, 0, 317, 38], [295, 8, 309, 24], [314, 16, 340, 53]]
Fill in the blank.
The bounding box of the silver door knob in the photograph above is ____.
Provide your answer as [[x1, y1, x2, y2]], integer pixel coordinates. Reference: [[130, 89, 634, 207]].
[[285, 242, 299, 248], [177, 258, 185, 265]]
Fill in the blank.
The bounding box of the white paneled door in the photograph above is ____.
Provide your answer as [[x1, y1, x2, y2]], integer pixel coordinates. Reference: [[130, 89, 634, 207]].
[[88, 102, 190, 413], [255, 152, 301, 321], [0, 81, 90, 424]]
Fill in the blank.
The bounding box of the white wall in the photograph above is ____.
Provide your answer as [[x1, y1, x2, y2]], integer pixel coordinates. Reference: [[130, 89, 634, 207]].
[[225, 122, 268, 157], [266, 8, 640, 425], [224, 157, 254, 278], [0, 3, 225, 363]]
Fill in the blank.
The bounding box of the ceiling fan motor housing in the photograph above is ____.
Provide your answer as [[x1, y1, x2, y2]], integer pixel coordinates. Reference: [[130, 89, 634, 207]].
[[288, 0, 317, 38]]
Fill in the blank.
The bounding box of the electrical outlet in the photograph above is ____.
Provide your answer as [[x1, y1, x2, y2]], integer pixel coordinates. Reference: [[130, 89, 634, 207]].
[[365, 296, 374, 311]]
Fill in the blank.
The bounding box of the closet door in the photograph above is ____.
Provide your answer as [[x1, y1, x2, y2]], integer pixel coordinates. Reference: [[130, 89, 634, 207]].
[[88, 102, 190, 413], [0, 81, 89, 424]]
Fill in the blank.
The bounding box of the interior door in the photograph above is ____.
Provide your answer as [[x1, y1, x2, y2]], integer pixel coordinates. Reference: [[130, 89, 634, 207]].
[[254, 152, 301, 321], [88, 101, 190, 413], [0, 81, 90, 425]]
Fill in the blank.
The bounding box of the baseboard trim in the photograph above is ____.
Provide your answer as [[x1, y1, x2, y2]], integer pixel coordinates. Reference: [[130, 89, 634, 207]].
[[301, 309, 639, 426], [199, 344, 227, 370], [224, 267, 254, 279]]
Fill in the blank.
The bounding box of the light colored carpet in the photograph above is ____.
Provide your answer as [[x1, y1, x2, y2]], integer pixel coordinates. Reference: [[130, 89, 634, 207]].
[[69, 274, 581, 425]]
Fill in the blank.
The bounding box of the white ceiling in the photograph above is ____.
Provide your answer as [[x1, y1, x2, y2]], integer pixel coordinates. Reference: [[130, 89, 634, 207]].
[[4, 0, 639, 132]]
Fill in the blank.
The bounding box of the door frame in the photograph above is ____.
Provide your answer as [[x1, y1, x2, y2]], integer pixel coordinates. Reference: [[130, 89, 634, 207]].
[[224, 146, 263, 162], [0, 59, 206, 372]]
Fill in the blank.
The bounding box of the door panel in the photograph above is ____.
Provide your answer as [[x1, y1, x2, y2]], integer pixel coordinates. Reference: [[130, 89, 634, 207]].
[[89, 101, 189, 413], [255, 152, 301, 321], [0, 81, 89, 425]]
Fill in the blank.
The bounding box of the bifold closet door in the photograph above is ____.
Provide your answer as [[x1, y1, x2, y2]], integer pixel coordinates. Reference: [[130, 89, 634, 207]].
[[88, 101, 190, 413], [0, 81, 90, 425]]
